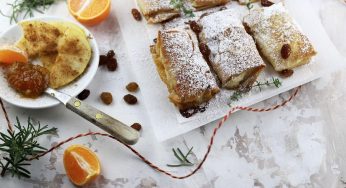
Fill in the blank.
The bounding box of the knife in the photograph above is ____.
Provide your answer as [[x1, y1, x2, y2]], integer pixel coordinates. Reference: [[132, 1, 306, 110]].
[[45, 88, 140, 145]]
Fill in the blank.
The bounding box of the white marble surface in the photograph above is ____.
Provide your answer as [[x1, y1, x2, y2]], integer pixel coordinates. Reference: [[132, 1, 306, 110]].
[[0, 0, 345, 187]]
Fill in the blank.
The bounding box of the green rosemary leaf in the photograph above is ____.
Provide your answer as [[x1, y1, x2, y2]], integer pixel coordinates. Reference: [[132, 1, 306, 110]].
[[167, 147, 194, 167], [246, 2, 254, 10], [185, 146, 193, 158], [167, 164, 184, 167], [0, 117, 57, 178], [0, 0, 56, 23], [229, 77, 283, 105], [170, 0, 194, 17], [167, 163, 194, 167], [172, 148, 184, 163], [177, 148, 192, 164]]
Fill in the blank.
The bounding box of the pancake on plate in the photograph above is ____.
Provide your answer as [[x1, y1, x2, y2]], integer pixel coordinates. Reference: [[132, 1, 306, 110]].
[[16, 21, 91, 89]]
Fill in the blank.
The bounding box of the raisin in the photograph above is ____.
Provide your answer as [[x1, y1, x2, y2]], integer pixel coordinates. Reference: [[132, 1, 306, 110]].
[[100, 92, 113, 105], [189, 21, 202, 34], [131, 9, 142, 21], [153, 38, 157, 43], [280, 69, 294, 77], [219, 7, 227, 11], [126, 82, 139, 92], [107, 50, 115, 58], [77, 89, 90, 100], [123, 94, 137, 105], [107, 58, 118, 71], [131, 123, 142, 131], [261, 0, 274, 7], [99, 55, 108, 66], [199, 43, 211, 60], [281, 44, 291, 59]]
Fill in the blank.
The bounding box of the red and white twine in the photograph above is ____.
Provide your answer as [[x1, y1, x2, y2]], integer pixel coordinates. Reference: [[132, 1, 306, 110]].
[[0, 86, 301, 179]]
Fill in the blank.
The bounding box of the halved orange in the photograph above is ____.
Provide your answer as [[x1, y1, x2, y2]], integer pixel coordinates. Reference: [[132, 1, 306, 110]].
[[63, 145, 101, 186], [0, 46, 28, 64], [68, 0, 111, 26]]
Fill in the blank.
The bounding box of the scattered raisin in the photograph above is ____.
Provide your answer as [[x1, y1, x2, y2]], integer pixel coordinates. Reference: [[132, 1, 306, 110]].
[[189, 21, 202, 34], [281, 44, 291, 59], [131, 9, 142, 21], [77, 89, 90, 100], [99, 55, 108, 66], [124, 94, 137, 105], [180, 104, 208, 118], [280, 69, 294, 77], [131, 123, 142, 131], [100, 92, 113, 105], [126, 82, 139, 92], [107, 58, 118, 71], [199, 43, 211, 60], [219, 7, 227, 11], [261, 0, 274, 7], [153, 38, 157, 43], [107, 50, 115, 58]]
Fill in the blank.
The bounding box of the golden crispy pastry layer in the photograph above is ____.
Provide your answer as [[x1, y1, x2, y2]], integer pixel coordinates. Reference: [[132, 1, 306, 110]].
[[137, 0, 180, 23], [150, 28, 220, 110], [244, 3, 316, 72], [191, 0, 230, 10], [198, 10, 265, 89], [238, 0, 258, 5]]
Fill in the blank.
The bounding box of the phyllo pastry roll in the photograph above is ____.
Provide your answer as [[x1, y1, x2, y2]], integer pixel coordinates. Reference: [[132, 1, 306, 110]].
[[190, 0, 230, 10], [238, 0, 258, 5], [198, 10, 266, 89], [137, 0, 180, 24], [243, 3, 316, 75], [150, 28, 220, 110]]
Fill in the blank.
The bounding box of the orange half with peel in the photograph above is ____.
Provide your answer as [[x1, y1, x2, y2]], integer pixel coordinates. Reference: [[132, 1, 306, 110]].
[[68, 0, 111, 26], [0, 46, 28, 64], [63, 145, 101, 186]]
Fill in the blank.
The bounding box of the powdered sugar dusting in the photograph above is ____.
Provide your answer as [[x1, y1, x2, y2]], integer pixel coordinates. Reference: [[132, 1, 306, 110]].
[[244, 3, 316, 71], [199, 10, 243, 38], [199, 10, 265, 84], [160, 28, 218, 98]]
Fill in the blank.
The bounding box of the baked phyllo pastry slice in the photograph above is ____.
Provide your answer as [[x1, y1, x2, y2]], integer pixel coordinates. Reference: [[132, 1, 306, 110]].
[[238, 0, 258, 5], [243, 3, 316, 76], [190, 0, 230, 10], [137, 0, 180, 24], [150, 28, 220, 110], [198, 10, 265, 89]]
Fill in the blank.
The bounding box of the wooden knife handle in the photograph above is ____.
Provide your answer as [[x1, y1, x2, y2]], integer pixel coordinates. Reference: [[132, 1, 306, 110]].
[[66, 98, 140, 145]]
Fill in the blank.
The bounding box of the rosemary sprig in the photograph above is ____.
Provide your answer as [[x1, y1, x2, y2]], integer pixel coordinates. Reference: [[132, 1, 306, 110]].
[[252, 77, 282, 91], [0, 0, 56, 24], [229, 77, 282, 104], [230, 90, 245, 103], [0, 117, 57, 178], [167, 147, 194, 167], [170, 0, 195, 17]]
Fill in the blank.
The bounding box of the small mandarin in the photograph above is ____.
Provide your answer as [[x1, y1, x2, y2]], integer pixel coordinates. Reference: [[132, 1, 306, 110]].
[[0, 46, 28, 64], [68, 0, 111, 26], [63, 145, 101, 186]]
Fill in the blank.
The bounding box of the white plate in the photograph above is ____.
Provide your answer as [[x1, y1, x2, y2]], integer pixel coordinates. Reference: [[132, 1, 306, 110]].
[[0, 16, 99, 109], [114, 0, 346, 141]]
